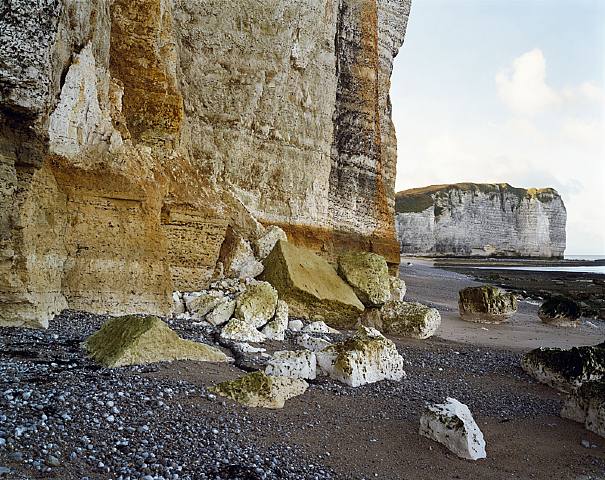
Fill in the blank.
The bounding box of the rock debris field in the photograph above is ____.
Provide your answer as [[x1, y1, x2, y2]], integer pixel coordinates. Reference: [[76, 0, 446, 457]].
[[3, 311, 603, 480]]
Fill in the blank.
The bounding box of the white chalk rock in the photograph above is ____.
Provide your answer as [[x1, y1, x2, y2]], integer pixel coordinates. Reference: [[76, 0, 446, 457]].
[[419, 397, 486, 460], [389, 277, 407, 302], [316, 326, 405, 387], [172, 291, 185, 315], [296, 334, 332, 352], [220, 319, 266, 343], [265, 350, 317, 380], [288, 320, 304, 332], [206, 299, 236, 326], [261, 300, 289, 341], [232, 342, 267, 354], [254, 225, 287, 260], [302, 321, 340, 335], [235, 281, 279, 328], [186, 292, 225, 318]]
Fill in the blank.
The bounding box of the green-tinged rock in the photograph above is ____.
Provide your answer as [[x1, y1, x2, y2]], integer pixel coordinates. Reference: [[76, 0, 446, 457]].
[[85, 315, 231, 368], [260, 240, 364, 328], [220, 318, 266, 343], [361, 301, 440, 339], [211, 371, 308, 409], [337, 251, 390, 307], [539, 296, 581, 327], [561, 381, 605, 438], [521, 342, 605, 392], [458, 285, 517, 324], [234, 281, 278, 328], [186, 293, 224, 318]]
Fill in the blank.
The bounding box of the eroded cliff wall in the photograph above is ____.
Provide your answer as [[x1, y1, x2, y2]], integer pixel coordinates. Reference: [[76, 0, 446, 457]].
[[395, 183, 566, 258], [0, 0, 411, 327]]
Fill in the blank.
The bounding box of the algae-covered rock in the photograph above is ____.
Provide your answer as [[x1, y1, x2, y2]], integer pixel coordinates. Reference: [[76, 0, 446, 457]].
[[458, 285, 517, 324], [316, 326, 405, 387], [265, 350, 317, 380], [337, 251, 391, 307], [254, 225, 288, 260], [234, 281, 278, 328], [539, 296, 581, 327], [389, 277, 406, 302], [261, 300, 289, 341], [220, 319, 266, 343], [521, 342, 605, 392], [85, 315, 231, 368], [561, 381, 605, 438], [211, 371, 308, 409], [361, 301, 440, 339], [260, 240, 364, 327]]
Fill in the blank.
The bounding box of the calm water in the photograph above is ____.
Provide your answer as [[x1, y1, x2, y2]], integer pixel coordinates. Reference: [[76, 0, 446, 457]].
[[473, 254, 605, 275]]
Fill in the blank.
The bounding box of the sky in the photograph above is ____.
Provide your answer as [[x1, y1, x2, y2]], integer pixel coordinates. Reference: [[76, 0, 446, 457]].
[[391, 0, 605, 255]]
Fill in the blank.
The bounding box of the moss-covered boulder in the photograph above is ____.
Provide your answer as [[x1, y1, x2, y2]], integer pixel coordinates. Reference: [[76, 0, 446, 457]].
[[210, 371, 308, 409], [85, 315, 231, 368], [521, 342, 605, 392], [234, 281, 278, 328], [337, 251, 391, 307], [539, 296, 581, 327], [316, 326, 405, 387], [260, 240, 364, 328], [361, 301, 440, 339], [561, 381, 605, 438], [458, 285, 517, 323]]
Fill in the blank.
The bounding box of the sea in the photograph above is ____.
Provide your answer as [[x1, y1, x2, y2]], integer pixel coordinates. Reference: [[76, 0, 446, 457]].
[[473, 254, 605, 275]]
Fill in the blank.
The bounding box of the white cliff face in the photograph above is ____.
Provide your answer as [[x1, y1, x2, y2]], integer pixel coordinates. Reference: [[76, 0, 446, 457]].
[[395, 183, 566, 258]]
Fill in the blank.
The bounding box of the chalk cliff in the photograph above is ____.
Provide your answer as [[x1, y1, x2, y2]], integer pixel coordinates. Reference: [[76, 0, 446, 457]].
[[0, 0, 411, 327], [395, 183, 566, 258]]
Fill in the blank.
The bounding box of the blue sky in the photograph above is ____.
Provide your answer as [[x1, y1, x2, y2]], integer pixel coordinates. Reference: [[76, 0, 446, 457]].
[[391, 0, 605, 254]]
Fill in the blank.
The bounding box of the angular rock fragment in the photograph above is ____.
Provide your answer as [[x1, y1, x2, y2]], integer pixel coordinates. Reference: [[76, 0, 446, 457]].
[[296, 334, 332, 352], [172, 291, 185, 315], [539, 296, 581, 327], [218, 226, 264, 279], [458, 285, 517, 324], [211, 371, 308, 409], [261, 300, 289, 341], [186, 293, 225, 318], [234, 281, 278, 328], [220, 319, 266, 343], [265, 350, 317, 380], [337, 251, 391, 307], [521, 342, 605, 392], [316, 326, 405, 387], [206, 299, 236, 326], [261, 240, 364, 327], [85, 315, 231, 368], [389, 277, 406, 302], [361, 301, 440, 339], [561, 381, 605, 438], [302, 321, 340, 335], [253, 225, 287, 260], [419, 397, 486, 460], [288, 320, 304, 332]]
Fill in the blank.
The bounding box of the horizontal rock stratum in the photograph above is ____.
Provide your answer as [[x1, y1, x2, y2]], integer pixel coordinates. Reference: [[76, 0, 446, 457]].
[[0, 0, 412, 328], [395, 183, 566, 258]]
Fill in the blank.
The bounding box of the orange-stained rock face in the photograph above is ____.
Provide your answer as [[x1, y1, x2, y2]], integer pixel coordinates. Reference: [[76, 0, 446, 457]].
[[0, 0, 411, 327]]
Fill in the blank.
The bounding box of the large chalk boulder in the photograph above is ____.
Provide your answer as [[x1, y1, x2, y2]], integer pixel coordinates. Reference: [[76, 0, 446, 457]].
[[234, 281, 278, 328], [521, 342, 605, 392], [254, 225, 287, 260], [85, 316, 231, 368], [419, 397, 486, 460], [261, 300, 289, 341], [539, 296, 581, 327], [218, 227, 264, 279], [296, 334, 332, 352], [561, 381, 605, 438], [361, 301, 440, 339], [260, 240, 364, 327], [337, 251, 391, 307], [458, 285, 517, 324], [265, 350, 317, 380], [211, 371, 308, 409], [220, 319, 266, 343], [186, 293, 225, 318], [316, 326, 405, 387]]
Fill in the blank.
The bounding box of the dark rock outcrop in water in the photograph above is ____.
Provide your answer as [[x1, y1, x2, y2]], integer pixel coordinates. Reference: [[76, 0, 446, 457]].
[[395, 183, 566, 258]]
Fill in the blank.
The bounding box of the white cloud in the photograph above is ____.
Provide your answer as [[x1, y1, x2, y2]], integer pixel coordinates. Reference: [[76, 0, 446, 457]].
[[496, 49, 560, 116]]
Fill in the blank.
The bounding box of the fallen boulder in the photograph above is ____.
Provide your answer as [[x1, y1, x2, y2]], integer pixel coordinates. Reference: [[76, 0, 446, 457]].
[[254, 225, 287, 260], [539, 296, 582, 327], [302, 321, 340, 335], [296, 334, 332, 352], [521, 342, 605, 392], [316, 326, 405, 387], [337, 251, 391, 307], [218, 226, 264, 279], [265, 350, 317, 380], [419, 397, 486, 460], [186, 292, 225, 318], [206, 299, 236, 326], [85, 316, 231, 368], [389, 277, 406, 302], [211, 371, 308, 409], [458, 285, 517, 324], [361, 301, 440, 339], [261, 299, 289, 341], [288, 319, 304, 332], [260, 240, 364, 327], [220, 319, 266, 343], [172, 291, 185, 315], [561, 381, 605, 438], [234, 281, 278, 328]]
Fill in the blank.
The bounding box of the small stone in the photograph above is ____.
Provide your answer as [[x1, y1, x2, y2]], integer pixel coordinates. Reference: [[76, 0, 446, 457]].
[[302, 321, 340, 335], [581, 439, 591, 448], [539, 296, 582, 327], [46, 455, 60, 467], [288, 320, 304, 332]]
